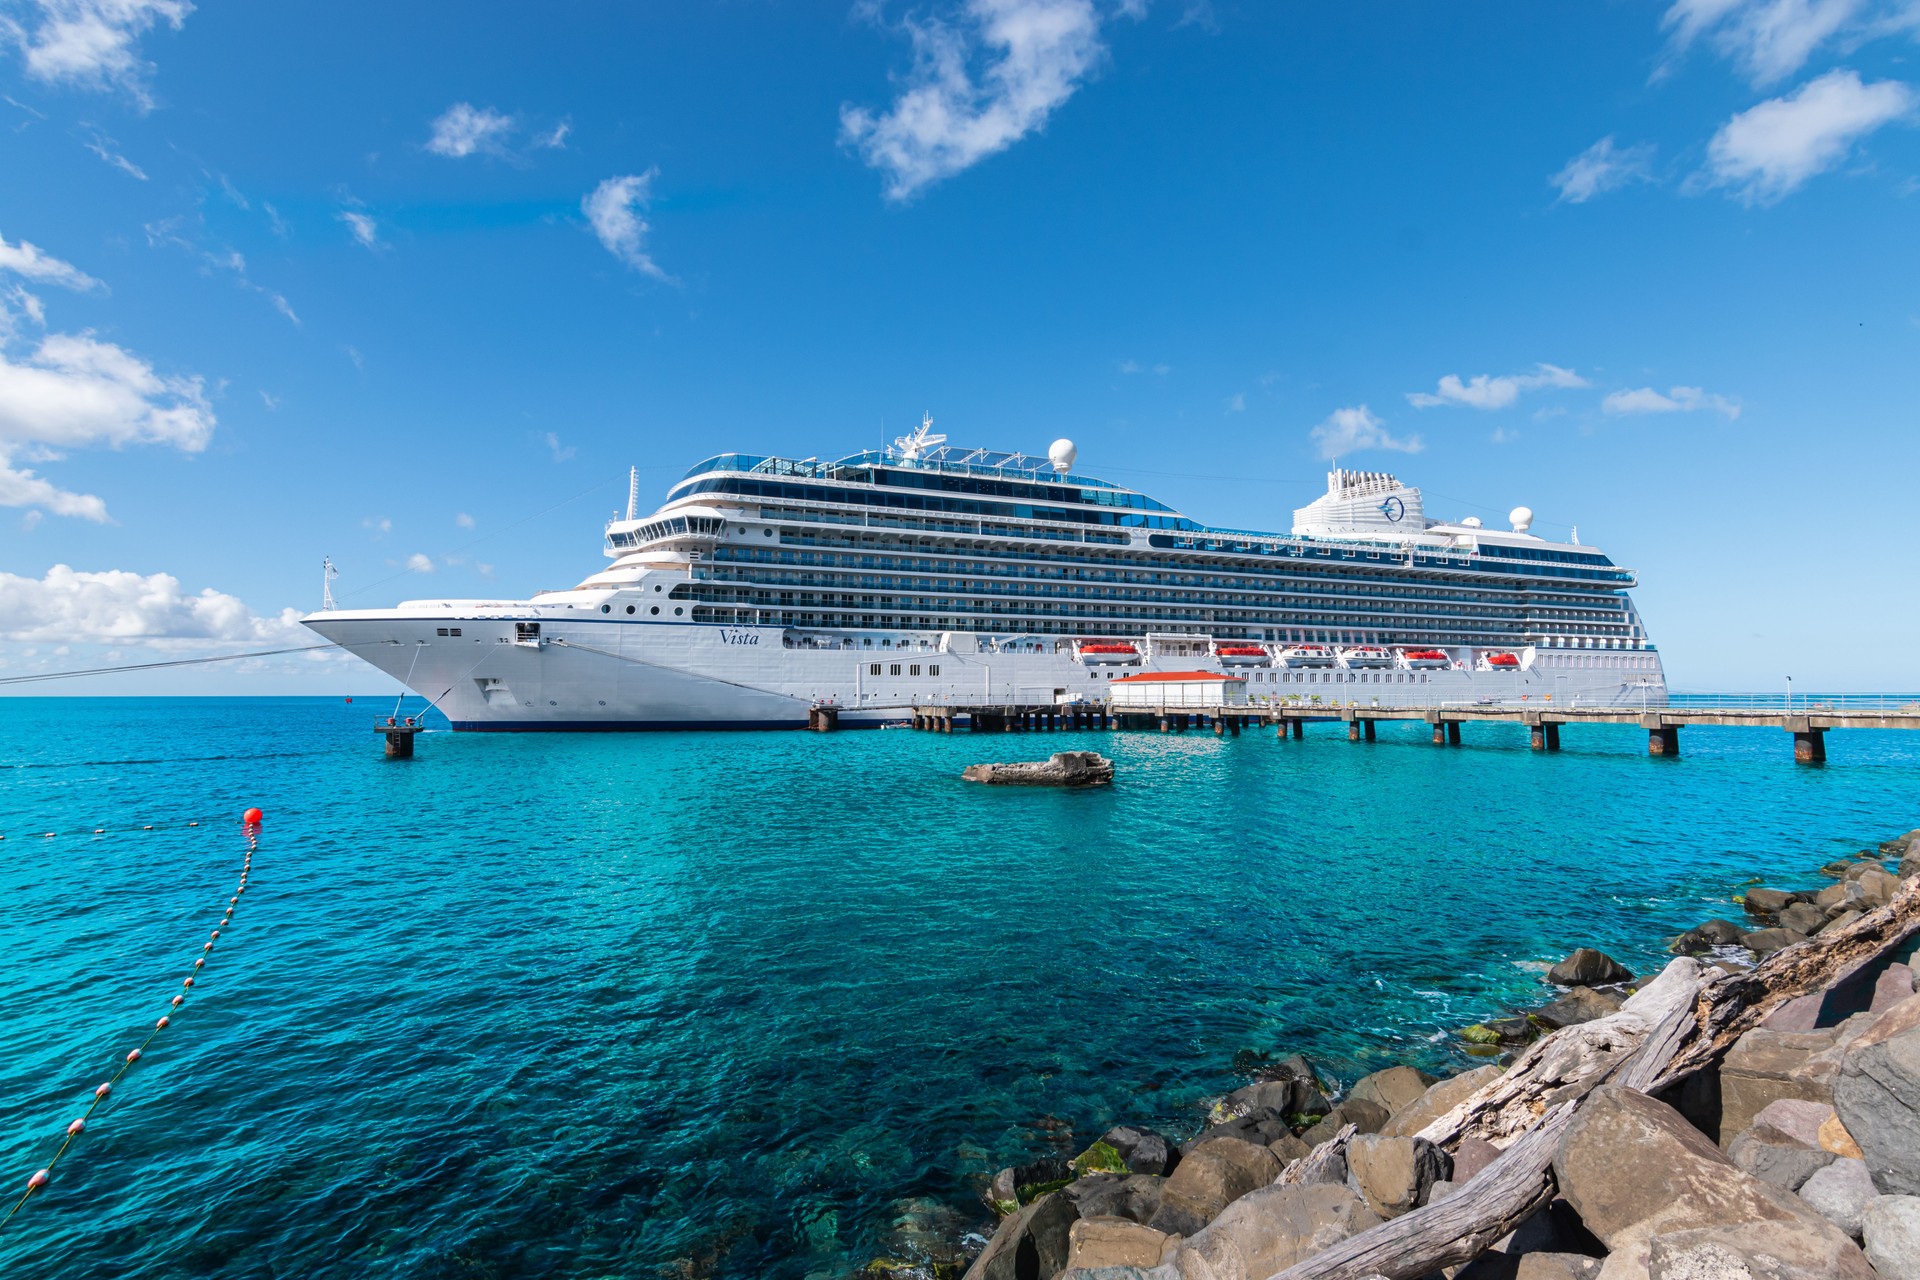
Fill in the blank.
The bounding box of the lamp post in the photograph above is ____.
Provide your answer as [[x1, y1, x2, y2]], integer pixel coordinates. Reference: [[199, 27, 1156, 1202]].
[[1786, 675, 1793, 715]]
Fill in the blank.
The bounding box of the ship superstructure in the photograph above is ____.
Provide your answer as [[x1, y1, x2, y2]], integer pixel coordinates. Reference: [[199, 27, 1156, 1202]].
[[304, 421, 1665, 728]]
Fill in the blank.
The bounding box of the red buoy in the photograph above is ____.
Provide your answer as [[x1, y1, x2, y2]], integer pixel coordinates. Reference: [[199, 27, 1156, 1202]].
[[170, 995, 184, 1007], [182, 976, 194, 988], [94, 1083, 111, 1100], [126, 1049, 142, 1064], [67, 1119, 85, 1135], [157, 1016, 170, 1028], [242, 808, 264, 827], [28, 1170, 48, 1190]]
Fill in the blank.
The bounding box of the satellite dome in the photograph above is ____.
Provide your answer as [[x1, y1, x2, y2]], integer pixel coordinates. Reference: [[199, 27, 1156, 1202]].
[[1461, 516, 1483, 529], [1509, 506, 1534, 533], [1048, 438, 1077, 473]]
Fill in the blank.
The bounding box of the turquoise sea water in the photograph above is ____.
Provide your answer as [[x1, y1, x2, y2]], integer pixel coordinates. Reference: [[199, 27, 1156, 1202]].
[[1, 697, 1916, 1278]]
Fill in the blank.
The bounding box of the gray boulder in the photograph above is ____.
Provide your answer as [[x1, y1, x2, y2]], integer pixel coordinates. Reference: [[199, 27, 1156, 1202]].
[[1346, 1065, 1433, 1118], [1672, 918, 1749, 954], [1727, 1122, 1836, 1191], [1833, 994, 1920, 1194], [1188, 1111, 1295, 1151], [1742, 927, 1808, 954], [1744, 887, 1798, 915], [1747, 1098, 1837, 1148], [1817, 881, 1868, 914], [1147, 1137, 1279, 1237], [1064, 1216, 1178, 1272], [1457, 1253, 1601, 1280], [1172, 1182, 1382, 1280], [1777, 902, 1828, 936], [964, 1188, 1079, 1280], [1212, 1074, 1328, 1127], [1265, 1133, 1310, 1164], [1552, 1085, 1875, 1278], [1298, 1098, 1389, 1147], [1717, 1023, 1852, 1143], [1102, 1126, 1180, 1177], [1344, 1133, 1450, 1218], [1532, 986, 1625, 1030], [1863, 1195, 1920, 1280], [1858, 868, 1901, 907], [1382, 1064, 1504, 1138], [1644, 1224, 1865, 1278], [1799, 1158, 1878, 1239], [1546, 948, 1632, 987], [1067, 1174, 1167, 1225]]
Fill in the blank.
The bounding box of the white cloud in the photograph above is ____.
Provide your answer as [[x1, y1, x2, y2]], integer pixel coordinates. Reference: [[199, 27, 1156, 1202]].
[[0, 232, 103, 291], [583, 172, 671, 280], [1601, 385, 1742, 418], [1550, 137, 1657, 203], [1225, 392, 1244, 412], [1407, 363, 1590, 410], [0, 564, 302, 645], [405, 553, 435, 574], [82, 130, 146, 179], [537, 120, 571, 149], [542, 430, 576, 462], [840, 0, 1106, 201], [455, 512, 475, 529], [5, 0, 192, 108], [1661, 0, 1864, 85], [144, 217, 299, 324], [1703, 68, 1916, 203], [338, 210, 380, 249], [0, 283, 214, 522], [1309, 405, 1422, 459], [259, 390, 278, 410], [362, 515, 391, 535], [425, 102, 514, 158]]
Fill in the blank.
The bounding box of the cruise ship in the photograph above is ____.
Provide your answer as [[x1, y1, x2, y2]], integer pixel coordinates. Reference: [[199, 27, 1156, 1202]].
[[303, 420, 1666, 728]]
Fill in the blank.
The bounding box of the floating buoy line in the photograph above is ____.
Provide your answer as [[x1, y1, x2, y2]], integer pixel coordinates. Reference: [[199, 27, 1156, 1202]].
[[0, 818, 231, 843], [0, 808, 264, 1234]]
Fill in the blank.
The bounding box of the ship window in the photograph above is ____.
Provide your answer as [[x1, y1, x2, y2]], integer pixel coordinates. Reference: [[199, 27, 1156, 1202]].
[[450, 628, 461, 636], [890, 663, 902, 675], [930, 665, 939, 676], [601, 605, 610, 614], [650, 606, 660, 615], [436, 627, 449, 636], [674, 607, 683, 616], [910, 664, 921, 676], [870, 663, 881, 675], [626, 605, 635, 614]]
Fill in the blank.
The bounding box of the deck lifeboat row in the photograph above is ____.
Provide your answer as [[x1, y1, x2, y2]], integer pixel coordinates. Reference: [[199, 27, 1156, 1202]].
[[1072, 640, 1530, 671]]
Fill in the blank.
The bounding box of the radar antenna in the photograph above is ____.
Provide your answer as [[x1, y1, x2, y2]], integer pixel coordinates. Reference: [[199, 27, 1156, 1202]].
[[626, 466, 640, 521], [893, 411, 946, 462], [321, 556, 339, 611]]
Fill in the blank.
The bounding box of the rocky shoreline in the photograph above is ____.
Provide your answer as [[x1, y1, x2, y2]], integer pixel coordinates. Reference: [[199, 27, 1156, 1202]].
[[859, 826, 1920, 1280]]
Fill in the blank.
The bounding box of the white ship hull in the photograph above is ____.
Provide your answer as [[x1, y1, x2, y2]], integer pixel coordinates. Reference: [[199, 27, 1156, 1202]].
[[304, 611, 1668, 730]]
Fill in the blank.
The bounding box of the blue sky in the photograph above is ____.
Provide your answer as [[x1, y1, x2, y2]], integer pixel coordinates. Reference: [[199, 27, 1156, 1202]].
[[1, 0, 1917, 693]]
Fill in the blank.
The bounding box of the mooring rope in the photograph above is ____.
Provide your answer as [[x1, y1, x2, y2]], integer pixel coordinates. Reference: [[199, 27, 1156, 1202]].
[[0, 810, 261, 1234]]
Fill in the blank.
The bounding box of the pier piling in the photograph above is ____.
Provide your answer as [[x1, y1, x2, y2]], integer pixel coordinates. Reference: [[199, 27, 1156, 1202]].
[[1646, 723, 1680, 756]]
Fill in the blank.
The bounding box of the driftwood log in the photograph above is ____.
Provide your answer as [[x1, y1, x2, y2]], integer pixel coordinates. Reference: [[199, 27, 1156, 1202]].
[[1266, 1104, 1577, 1280], [1249, 871, 1920, 1280], [1649, 872, 1920, 1091]]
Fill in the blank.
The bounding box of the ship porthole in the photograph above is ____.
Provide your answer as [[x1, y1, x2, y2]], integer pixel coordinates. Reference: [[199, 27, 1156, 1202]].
[[673, 607, 683, 616], [626, 605, 635, 615], [601, 605, 611, 614], [650, 606, 659, 615]]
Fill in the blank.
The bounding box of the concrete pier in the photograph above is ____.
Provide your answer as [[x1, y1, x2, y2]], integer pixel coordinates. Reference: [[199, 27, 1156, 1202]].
[[868, 699, 1920, 763], [376, 718, 423, 758]]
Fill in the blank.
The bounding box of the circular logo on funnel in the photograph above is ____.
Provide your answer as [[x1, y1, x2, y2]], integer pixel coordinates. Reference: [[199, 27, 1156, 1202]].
[[1378, 496, 1405, 522]]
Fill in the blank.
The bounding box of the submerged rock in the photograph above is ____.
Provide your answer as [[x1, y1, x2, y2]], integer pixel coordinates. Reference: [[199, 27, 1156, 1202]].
[[1532, 986, 1625, 1030], [961, 751, 1114, 787]]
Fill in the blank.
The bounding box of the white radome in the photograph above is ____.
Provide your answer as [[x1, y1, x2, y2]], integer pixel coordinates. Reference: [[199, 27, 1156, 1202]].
[[1509, 506, 1534, 533], [1049, 438, 1077, 473]]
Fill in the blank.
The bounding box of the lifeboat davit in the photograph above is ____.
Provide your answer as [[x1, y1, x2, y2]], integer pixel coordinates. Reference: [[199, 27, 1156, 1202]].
[[1214, 644, 1271, 666], [1399, 649, 1451, 669], [1079, 642, 1141, 665], [1484, 651, 1520, 668]]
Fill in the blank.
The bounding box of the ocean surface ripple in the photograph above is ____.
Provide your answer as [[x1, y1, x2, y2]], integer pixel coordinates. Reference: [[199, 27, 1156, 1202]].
[[1, 697, 1915, 1278]]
